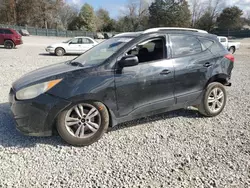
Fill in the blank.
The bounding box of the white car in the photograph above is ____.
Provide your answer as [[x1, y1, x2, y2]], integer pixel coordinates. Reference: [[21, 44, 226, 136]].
[[217, 36, 240, 54], [46, 37, 98, 56]]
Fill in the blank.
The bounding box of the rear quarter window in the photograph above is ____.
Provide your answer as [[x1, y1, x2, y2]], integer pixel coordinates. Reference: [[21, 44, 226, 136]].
[[170, 34, 202, 57], [198, 38, 214, 51]]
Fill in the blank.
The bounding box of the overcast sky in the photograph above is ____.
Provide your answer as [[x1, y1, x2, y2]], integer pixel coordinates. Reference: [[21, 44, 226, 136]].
[[67, 0, 250, 18]]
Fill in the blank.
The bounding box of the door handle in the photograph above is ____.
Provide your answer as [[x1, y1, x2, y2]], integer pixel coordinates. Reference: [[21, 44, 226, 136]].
[[160, 69, 171, 75], [204, 62, 212, 67]]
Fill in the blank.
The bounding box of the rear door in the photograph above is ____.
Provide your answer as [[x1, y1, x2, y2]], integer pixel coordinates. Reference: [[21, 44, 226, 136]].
[[0, 29, 4, 45], [79, 38, 95, 53], [170, 34, 216, 105]]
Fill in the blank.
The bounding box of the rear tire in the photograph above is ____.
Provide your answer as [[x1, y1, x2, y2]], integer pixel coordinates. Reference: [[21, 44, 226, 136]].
[[55, 47, 65, 56], [57, 101, 109, 146], [4, 40, 15, 49], [229, 46, 235, 54], [198, 82, 227, 117]]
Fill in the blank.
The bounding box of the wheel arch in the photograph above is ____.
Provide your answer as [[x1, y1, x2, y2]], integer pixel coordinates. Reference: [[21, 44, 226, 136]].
[[4, 39, 15, 46], [55, 47, 66, 54], [52, 99, 118, 130], [206, 73, 230, 87], [78, 99, 118, 128]]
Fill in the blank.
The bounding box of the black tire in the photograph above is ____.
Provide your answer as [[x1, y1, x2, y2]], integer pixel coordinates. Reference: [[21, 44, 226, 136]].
[[55, 47, 65, 56], [57, 101, 109, 146], [229, 46, 235, 54], [198, 82, 227, 117], [4, 40, 15, 49]]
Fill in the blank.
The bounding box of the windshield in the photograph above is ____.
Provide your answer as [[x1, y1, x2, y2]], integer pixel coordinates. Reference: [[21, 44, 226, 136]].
[[71, 37, 133, 66], [63, 39, 72, 43]]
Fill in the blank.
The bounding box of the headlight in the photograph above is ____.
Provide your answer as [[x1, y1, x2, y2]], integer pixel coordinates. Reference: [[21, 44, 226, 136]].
[[16, 79, 62, 100]]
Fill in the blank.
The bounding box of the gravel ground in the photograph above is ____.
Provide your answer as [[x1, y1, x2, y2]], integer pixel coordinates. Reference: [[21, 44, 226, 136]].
[[0, 36, 250, 187]]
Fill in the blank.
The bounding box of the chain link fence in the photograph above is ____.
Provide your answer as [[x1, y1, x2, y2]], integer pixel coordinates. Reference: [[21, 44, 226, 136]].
[[212, 29, 250, 38], [0, 24, 118, 38]]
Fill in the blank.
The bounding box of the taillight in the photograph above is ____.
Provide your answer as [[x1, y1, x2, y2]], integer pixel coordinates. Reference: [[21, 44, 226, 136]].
[[224, 54, 234, 62]]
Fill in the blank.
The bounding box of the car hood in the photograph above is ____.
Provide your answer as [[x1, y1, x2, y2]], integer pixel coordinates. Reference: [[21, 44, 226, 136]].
[[49, 43, 67, 48], [12, 61, 81, 91]]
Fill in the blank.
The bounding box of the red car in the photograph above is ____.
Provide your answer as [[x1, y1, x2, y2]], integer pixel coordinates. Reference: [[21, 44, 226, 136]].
[[0, 28, 23, 49]]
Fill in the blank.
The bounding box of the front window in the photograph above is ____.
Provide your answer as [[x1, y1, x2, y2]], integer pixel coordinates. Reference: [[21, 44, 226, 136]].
[[126, 38, 165, 63], [71, 37, 133, 66]]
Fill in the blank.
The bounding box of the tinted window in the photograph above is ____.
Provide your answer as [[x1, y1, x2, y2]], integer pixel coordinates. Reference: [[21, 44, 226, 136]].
[[0, 29, 3, 34], [199, 38, 214, 51], [127, 38, 165, 63], [170, 34, 202, 57], [3, 29, 13, 34]]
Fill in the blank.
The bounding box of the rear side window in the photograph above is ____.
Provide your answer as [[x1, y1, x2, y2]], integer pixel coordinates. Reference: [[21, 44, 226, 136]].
[[3, 29, 13, 34], [82, 38, 94, 44], [0, 29, 3, 34], [170, 34, 202, 57], [199, 38, 214, 51]]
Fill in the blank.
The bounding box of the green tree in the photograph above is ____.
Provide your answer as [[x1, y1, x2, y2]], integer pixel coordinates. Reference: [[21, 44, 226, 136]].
[[68, 16, 82, 30], [79, 3, 96, 31], [96, 8, 111, 31], [195, 11, 215, 31], [148, 0, 191, 28], [217, 6, 243, 30]]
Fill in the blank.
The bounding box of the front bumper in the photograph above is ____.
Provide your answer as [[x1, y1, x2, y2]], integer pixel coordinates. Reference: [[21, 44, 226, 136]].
[[9, 88, 71, 136], [45, 47, 55, 53], [15, 39, 23, 45]]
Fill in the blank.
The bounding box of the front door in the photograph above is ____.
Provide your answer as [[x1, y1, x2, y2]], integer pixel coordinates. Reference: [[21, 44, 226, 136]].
[[79, 38, 95, 53], [68, 38, 81, 53], [115, 36, 175, 117]]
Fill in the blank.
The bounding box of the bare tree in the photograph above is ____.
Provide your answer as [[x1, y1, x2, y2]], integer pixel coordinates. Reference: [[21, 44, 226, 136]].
[[121, 0, 152, 31], [190, 0, 203, 27], [208, 0, 225, 20], [195, 0, 226, 31]]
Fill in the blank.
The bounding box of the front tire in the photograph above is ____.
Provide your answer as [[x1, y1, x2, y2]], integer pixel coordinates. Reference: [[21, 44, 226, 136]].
[[4, 40, 15, 49], [198, 82, 227, 117], [57, 101, 109, 146], [55, 47, 65, 56]]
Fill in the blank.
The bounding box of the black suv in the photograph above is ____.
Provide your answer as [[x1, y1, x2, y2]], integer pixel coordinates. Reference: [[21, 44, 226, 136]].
[[9, 28, 234, 146]]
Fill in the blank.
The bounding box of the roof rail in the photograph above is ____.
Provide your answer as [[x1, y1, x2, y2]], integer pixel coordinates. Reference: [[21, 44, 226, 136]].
[[143, 27, 208, 34], [114, 31, 143, 37]]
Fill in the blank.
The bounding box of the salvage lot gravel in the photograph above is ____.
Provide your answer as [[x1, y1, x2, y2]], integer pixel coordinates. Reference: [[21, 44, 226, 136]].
[[0, 36, 250, 187]]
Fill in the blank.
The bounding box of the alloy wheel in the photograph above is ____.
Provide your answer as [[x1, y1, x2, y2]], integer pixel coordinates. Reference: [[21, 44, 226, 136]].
[[65, 103, 101, 138], [207, 87, 225, 113]]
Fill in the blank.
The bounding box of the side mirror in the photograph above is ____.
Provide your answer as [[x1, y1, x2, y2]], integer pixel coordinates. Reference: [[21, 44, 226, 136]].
[[119, 55, 139, 67]]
